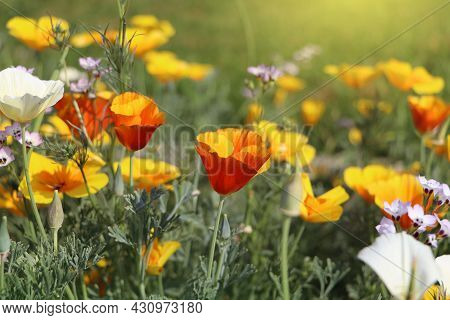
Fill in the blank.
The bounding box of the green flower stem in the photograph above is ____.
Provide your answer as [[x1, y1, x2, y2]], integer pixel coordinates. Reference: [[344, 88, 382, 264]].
[[52, 228, 58, 255], [214, 244, 229, 285], [280, 215, 291, 300], [79, 165, 99, 210], [207, 197, 225, 279], [64, 286, 75, 300], [158, 274, 164, 297], [0, 257, 4, 291], [21, 124, 47, 240], [129, 152, 134, 189], [80, 271, 89, 300]]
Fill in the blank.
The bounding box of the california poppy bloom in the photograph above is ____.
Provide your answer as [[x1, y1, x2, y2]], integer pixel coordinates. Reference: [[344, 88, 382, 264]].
[[19, 152, 109, 204], [300, 99, 325, 125], [274, 75, 305, 106], [145, 238, 181, 275], [6, 16, 69, 51], [55, 93, 112, 140], [110, 92, 165, 151], [407, 96, 449, 134], [196, 128, 270, 195], [324, 64, 379, 88]]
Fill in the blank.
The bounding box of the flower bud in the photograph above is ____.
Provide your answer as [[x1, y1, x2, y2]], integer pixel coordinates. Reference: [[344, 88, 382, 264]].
[[48, 191, 64, 230], [0, 216, 11, 256], [221, 214, 231, 240], [114, 164, 124, 196], [280, 173, 302, 217]]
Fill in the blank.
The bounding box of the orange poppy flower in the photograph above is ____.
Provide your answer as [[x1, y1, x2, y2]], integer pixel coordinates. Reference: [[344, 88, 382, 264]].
[[196, 128, 270, 195], [110, 92, 165, 151], [407, 96, 449, 134], [54, 93, 112, 140]]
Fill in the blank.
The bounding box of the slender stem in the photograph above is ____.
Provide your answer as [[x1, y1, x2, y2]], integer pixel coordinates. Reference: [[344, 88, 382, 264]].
[[79, 165, 99, 210], [21, 124, 47, 240], [420, 135, 426, 167], [281, 216, 291, 300], [158, 274, 164, 297], [64, 286, 75, 300], [80, 271, 89, 300], [129, 152, 134, 189], [207, 197, 225, 279], [52, 228, 58, 255], [0, 257, 4, 291], [214, 244, 228, 285]]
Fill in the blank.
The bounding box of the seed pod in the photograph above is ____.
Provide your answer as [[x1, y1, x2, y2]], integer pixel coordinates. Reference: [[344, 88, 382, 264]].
[[280, 173, 303, 217], [221, 214, 231, 240], [0, 216, 11, 255], [114, 164, 124, 196], [48, 191, 64, 230]]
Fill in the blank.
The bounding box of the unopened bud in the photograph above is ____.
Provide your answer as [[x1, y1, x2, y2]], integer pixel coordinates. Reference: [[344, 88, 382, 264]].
[[0, 216, 11, 258], [114, 164, 124, 196], [48, 191, 64, 230], [280, 173, 302, 217], [221, 214, 231, 240]]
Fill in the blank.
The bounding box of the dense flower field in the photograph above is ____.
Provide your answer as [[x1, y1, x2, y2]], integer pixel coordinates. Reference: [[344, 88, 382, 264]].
[[0, 0, 449, 300]]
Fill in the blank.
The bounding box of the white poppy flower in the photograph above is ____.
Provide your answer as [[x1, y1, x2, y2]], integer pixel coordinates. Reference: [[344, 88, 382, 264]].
[[0, 67, 64, 123], [436, 255, 450, 292], [358, 232, 439, 299]]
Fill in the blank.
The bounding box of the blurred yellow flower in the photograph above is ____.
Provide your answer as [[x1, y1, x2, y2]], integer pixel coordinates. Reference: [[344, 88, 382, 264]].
[[426, 135, 450, 162], [378, 59, 444, 94], [145, 238, 180, 275], [129, 15, 175, 38], [299, 173, 349, 223], [185, 63, 213, 81], [324, 64, 379, 88], [116, 156, 180, 191], [274, 75, 305, 106], [0, 185, 25, 217], [40, 115, 72, 139], [19, 152, 109, 204], [145, 51, 188, 83], [245, 103, 263, 124], [255, 123, 315, 167], [7, 16, 69, 51], [356, 99, 393, 117], [343, 165, 396, 202], [348, 127, 362, 145], [300, 99, 325, 125]]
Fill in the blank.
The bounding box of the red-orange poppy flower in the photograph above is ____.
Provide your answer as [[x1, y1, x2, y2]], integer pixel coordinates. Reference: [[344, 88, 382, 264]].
[[110, 92, 165, 151], [407, 96, 449, 133], [55, 93, 112, 140], [195, 128, 270, 195]]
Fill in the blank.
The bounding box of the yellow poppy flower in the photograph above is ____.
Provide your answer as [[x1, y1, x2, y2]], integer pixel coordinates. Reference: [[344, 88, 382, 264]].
[[145, 238, 181, 275], [19, 152, 109, 204], [0, 185, 25, 217], [274, 75, 305, 106], [7, 16, 69, 51], [129, 15, 175, 38], [367, 173, 423, 213], [255, 123, 315, 167], [348, 127, 363, 145], [300, 99, 325, 125], [324, 64, 379, 88], [40, 115, 72, 139], [343, 165, 396, 202], [185, 63, 213, 81], [116, 157, 180, 191], [245, 103, 263, 124], [378, 59, 444, 94], [299, 173, 349, 223], [145, 51, 188, 83]]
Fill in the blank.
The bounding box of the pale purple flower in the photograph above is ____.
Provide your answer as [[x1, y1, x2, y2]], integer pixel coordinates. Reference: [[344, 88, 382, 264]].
[[407, 204, 437, 228], [16, 131, 43, 148], [247, 64, 282, 83], [426, 234, 438, 248], [5, 122, 23, 140], [79, 57, 101, 72], [438, 219, 450, 238], [0, 147, 14, 166], [13, 65, 34, 74], [417, 176, 441, 194], [70, 77, 92, 93], [383, 199, 409, 221], [437, 184, 450, 204], [0, 130, 7, 146], [375, 217, 396, 235]]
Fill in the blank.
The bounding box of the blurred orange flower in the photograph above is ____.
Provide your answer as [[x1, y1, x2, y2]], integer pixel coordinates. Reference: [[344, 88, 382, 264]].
[[110, 92, 165, 151], [378, 59, 444, 94], [407, 96, 449, 133], [7, 16, 69, 51], [196, 128, 270, 195], [245, 103, 263, 124], [145, 239, 181, 275], [300, 99, 325, 125], [0, 185, 25, 217], [55, 93, 113, 140]]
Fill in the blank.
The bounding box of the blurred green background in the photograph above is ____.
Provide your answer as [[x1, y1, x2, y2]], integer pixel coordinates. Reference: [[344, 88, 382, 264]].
[[0, 0, 449, 94]]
